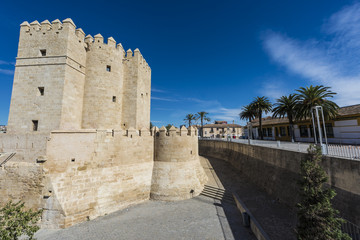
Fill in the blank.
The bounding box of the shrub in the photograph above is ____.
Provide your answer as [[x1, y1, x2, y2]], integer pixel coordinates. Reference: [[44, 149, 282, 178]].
[[0, 201, 42, 240], [296, 145, 350, 240]]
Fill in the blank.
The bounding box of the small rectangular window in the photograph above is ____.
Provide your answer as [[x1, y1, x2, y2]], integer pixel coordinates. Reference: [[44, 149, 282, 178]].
[[40, 49, 46, 56], [300, 125, 308, 137], [32, 120, 38, 131], [112, 96, 116, 102], [106, 65, 111, 72], [280, 127, 286, 136], [38, 87, 44, 96]]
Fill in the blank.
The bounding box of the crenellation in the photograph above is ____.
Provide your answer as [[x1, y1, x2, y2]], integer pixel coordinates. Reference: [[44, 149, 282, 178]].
[[126, 48, 133, 58], [107, 37, 116, 47], [93, 33, 103, 43], [84, 34, 93, 44], [62, 18, 76, 29], [40, 20, 51, 30], [30, 20, 41, 31], [75, 28, 85, 39], [51, 19, 62, 30]]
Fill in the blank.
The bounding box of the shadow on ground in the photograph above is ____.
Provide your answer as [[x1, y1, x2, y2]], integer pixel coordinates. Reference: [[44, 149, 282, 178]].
[[200, 156, 297, 240]]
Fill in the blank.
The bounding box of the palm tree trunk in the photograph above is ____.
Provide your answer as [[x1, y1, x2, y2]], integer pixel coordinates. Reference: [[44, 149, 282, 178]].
[[201, 118, 203, 137], [288, 115, 295, 142], [259, 111, 263, 140]]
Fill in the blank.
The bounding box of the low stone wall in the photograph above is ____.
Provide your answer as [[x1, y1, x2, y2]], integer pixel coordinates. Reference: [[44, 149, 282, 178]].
[[199, 140, 360, 226]]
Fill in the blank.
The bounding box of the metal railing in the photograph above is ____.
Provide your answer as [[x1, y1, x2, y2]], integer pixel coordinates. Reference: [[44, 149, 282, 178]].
[[328, 144, 360, 160], [199, 138, 360, 161], [342, 219, 360, 240], [0, 152, 16, 167]]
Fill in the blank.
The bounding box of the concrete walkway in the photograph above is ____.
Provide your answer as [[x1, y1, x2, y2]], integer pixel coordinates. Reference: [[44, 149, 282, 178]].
[[35, 156, 255, 240]]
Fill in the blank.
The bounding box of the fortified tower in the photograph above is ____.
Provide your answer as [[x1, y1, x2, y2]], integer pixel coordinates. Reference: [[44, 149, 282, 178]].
[[0, 19, 206, 229], [7, 19, 87, 132], [7, 18, 151, 133], [151, 126, 207, 200]]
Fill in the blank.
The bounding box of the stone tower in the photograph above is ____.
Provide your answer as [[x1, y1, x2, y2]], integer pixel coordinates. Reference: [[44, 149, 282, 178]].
[[7, 18, 151, 133]]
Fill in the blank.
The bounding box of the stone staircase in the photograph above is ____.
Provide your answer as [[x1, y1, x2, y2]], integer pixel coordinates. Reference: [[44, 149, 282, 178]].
[[200, 185, 235, 205]]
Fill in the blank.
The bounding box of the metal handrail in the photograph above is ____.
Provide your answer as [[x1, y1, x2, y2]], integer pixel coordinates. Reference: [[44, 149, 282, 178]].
[[0, 153, 16, 167]]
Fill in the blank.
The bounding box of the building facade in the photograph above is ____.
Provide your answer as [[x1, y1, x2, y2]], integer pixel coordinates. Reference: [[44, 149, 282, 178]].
[[249, 104, 360, 144], [201, 121, 244, 138]]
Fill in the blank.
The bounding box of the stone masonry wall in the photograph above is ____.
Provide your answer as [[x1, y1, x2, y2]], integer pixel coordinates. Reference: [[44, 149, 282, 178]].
[[42, 129, 154, 228], [199, 140, 360, 226], [7, 19, 86, 133], [0, 132, 48, 163], [81, 35, 124, 129], [0, 162, 45, 212], [151, 127, 207, 200]]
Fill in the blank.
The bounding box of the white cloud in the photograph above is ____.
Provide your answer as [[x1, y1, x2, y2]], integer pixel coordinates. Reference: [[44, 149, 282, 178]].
[[0, 60, 14, 65], [151, 96, 179, 102], [0, 69, 14, 75], [151, 88, 166, 93], [262, 3, 360, 106]]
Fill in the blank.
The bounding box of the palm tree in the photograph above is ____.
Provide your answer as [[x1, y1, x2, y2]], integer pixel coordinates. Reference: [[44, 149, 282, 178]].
[[239, 104, 256, 122], [272, 94, 299, 142], [295, 85, 339, 120], [184, 114, 197, 128], [239, 104, 256, 139], [196, 112, 210, 137], [250, 96, 272, 140]]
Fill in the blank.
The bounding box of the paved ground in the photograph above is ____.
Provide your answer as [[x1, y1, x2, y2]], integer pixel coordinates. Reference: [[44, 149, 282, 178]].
[[35, 156, 256, 240]]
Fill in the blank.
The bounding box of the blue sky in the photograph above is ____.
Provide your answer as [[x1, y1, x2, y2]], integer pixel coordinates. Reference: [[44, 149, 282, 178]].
[[0, 0, 359, 127]]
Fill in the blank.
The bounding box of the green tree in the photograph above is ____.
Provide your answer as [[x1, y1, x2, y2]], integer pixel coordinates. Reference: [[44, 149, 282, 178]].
[[0, 201, 42, 240], [250, 96, 272, 140], [295, 85, 339, 120], [296, 145, 351, 240], [184, 114, 197, 128], [272, 94, 299, 142], [165, 124, 173, 131], [239, 104, 256, 139], [196, 111, 210, 137]]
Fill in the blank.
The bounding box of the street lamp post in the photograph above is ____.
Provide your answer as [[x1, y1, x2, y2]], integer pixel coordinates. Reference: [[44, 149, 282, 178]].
[[311, 106, 328, 154]]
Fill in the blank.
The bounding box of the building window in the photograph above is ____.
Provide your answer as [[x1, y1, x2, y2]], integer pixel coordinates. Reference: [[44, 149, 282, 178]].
[[106, 65, 111, 72], [210, 128, 214, 133], [205, 131, 207, 134], [112, 96, 116, 102], [275, 127, 279, 137], [299, 125, 308, 137], [38, 87, 44, 96], [267, 128, 272, 137], [262, 128, 267, 137], [40, 49, 46, 56], [32, 120, 38, 131], [280, 127, 286, 136], [325, 123, 334, 138]]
